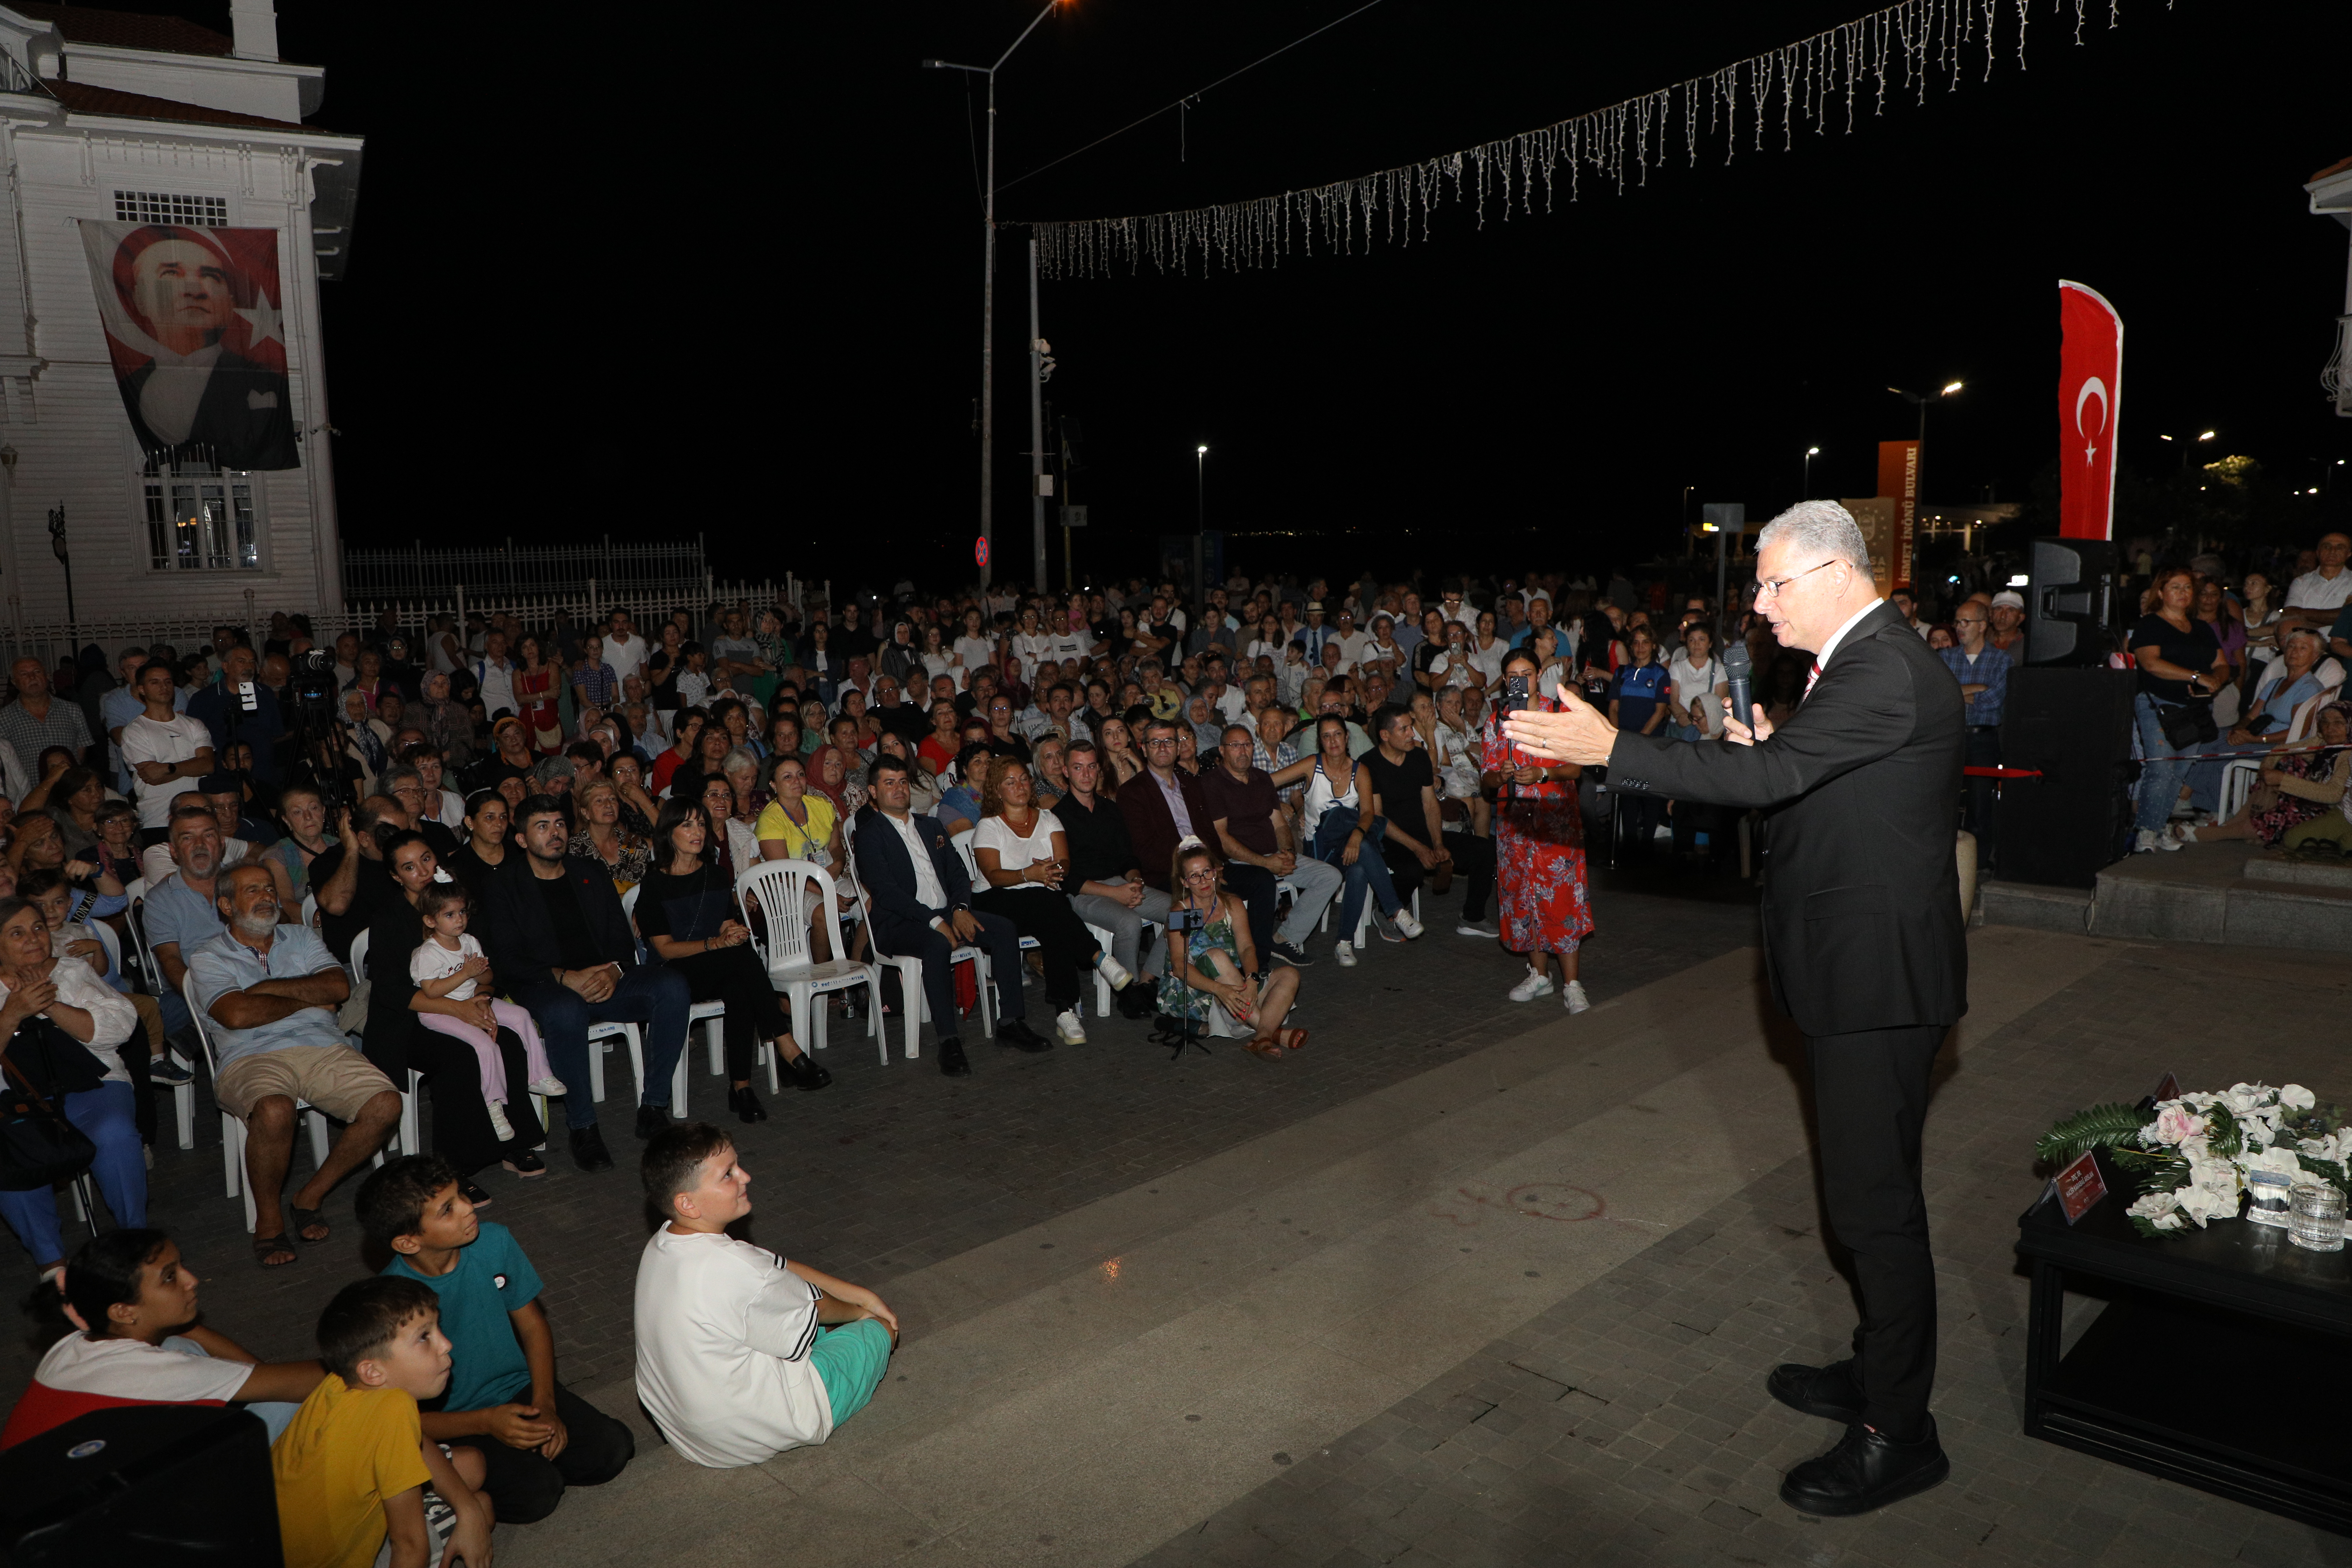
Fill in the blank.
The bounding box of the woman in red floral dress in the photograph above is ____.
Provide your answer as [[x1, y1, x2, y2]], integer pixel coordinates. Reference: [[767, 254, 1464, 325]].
[[1480, 648, 1596, 1011]]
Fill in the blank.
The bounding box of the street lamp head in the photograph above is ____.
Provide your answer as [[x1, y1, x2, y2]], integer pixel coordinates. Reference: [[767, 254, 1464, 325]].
[[1196, 444, 1208, 455], [2198, 430, 2216, 441], [1806, 446, 1821, 456], [1941, 380, 1964, 397], [2159, 433, 2175, 441]]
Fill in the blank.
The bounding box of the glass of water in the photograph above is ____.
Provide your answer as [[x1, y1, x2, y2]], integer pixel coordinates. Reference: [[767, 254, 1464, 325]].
[[2247, 1169, 2296, 1229], [2288, 1183, 2347, 1253]]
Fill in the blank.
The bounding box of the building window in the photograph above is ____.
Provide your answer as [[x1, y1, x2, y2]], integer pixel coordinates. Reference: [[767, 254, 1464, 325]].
[[113, 190, 228, 227], [142, 455, 258, 572]]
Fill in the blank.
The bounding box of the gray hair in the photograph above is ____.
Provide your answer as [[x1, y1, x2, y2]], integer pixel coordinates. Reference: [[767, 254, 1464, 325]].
[[379, 763, 423, 794], [720, 746, 760, 777], [1756, 500, 1871, 575]]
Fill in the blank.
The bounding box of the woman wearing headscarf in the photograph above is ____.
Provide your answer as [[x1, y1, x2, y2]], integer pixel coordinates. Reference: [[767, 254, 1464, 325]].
[[2180, 699, 2352, 849], [877, 617, 921, 688]]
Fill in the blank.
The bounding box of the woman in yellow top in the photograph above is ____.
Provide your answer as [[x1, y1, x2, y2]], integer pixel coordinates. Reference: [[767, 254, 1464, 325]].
[[755, 752, 863, 968]]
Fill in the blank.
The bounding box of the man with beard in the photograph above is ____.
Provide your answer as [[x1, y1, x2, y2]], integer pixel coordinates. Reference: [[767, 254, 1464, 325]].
[[188, 863, 401, 1265]]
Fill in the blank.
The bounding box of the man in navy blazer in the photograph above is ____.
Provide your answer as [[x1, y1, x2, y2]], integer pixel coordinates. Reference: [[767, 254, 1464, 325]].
[[479, 793, 691, 1172], [853, 753, 1046, 1076]]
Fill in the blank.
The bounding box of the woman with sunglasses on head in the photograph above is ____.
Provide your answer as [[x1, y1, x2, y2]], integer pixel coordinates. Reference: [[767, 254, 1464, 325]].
[[1155, 837, 1304, 1063]]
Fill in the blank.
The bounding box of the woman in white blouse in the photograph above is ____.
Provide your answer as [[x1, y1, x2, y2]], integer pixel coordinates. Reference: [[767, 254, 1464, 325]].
[[951, 607, 996, 692], [1008, 606, 1055, 691], [966, 760, 1132, 1045], [1467, 608, 1509, 690], [0, 895, 142, 1278]]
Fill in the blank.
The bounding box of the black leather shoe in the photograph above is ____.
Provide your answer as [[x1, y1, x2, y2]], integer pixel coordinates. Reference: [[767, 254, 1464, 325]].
[[1767, 1359, 1863, 1424], [1116, 985, 1158, 1020], [937, 1037, 971, 1076], [727, 1085, 769, 1124], [784, 1052, 832, 1091], [569, 1125, 614, 1172], [996, 1017, 1053, 1053], [635, 1104, 670, 1140], [1779, 1418, 1948, 1517]]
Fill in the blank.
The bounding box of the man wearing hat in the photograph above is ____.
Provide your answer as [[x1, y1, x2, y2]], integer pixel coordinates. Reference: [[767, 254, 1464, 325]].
[[1986, 590, 2027, 657], [1292, 601, 1338, 670]]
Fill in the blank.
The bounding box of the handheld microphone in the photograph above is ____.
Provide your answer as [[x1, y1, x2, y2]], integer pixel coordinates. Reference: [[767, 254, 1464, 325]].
[[1720, 641, 1753, 736]]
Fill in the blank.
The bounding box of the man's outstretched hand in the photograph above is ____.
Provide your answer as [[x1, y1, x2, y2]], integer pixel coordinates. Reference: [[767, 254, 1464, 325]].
[[1499, 684, 1620, 765]]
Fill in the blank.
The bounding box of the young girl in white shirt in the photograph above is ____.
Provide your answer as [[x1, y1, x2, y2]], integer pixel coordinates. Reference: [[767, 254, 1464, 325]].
[[409, 882, 565, 1144]]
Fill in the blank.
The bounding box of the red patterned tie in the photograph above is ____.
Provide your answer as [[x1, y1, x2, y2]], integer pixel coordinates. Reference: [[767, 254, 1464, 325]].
[[1804, 659, 1822, 699]]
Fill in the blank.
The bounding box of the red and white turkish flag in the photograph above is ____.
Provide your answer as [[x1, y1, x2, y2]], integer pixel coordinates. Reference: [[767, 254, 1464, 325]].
[[2057, 280, 2122, 540]]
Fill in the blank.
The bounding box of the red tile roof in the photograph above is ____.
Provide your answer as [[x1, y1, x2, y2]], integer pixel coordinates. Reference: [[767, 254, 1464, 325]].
[[46, 77, 314, 131], [7, 3, 233, 58], [2314, 155, 2352, 184]]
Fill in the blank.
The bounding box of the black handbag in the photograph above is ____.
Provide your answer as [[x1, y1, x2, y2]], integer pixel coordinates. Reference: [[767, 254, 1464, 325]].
[[0, 1054, 96, 1193], [2158, 699, 2218, 750]]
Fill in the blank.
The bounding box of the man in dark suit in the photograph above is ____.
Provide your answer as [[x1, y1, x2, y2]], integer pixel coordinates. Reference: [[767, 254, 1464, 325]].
[[1504, 501, 1965, 1518], [852, 753, 1048, 1076], [479, 793, 691, 1173], [1118, 717, 1216, 892]]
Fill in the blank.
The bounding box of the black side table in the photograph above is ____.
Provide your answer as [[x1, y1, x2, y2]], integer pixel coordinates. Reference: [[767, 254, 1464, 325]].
[[2017, 1148, 2352, 1534]]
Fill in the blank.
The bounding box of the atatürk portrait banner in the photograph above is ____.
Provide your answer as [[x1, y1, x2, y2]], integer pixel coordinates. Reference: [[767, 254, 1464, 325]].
[[78, 220, 298, 471]]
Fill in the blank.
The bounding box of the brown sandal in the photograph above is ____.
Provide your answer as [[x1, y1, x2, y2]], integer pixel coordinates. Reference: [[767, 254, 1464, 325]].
[[1242, 1038, 1286, 1063], [1278, 1028, 1309, 1052]]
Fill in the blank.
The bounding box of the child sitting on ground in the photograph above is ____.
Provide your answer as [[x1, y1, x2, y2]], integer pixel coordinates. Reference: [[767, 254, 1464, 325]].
[[634, 1122, 898, 1467], [359, 1154, 634, 1523], [271, 1275, 495, 1568], [406, 881, 564, 1144], [0, 1228, 323, 1448]]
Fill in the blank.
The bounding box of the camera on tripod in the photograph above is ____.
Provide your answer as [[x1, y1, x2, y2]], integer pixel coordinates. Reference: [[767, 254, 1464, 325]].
[[285, 648, 354, 816]]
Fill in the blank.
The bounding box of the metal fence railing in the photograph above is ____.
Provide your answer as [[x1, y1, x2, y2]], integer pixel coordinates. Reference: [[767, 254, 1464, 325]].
[[0, 574, 818, 676], [340, 536, 714, 602]]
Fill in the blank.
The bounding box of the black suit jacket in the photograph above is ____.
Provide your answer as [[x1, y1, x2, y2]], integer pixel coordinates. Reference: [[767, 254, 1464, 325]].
[[478, 851, 642, 985], [121, 349, 298, 471], [852, 810, 973, 945], [1608, 601, 1966, 1036]]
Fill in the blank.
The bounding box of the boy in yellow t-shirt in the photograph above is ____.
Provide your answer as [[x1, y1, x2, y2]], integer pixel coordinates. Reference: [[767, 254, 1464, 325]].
[[271, 1276, 496, 1568]]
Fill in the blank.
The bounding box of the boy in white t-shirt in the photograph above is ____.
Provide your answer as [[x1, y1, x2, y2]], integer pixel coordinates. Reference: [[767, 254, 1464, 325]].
[[634, 1124, 897, 1468], [118, 659, 215, 841]]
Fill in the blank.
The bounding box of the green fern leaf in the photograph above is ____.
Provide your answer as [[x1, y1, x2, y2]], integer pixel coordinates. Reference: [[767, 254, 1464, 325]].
[[2038, 1103, 2154, 1165]]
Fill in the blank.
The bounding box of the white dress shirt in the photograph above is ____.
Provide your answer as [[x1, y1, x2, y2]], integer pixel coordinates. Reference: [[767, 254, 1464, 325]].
[[881, 807, 947, 910]]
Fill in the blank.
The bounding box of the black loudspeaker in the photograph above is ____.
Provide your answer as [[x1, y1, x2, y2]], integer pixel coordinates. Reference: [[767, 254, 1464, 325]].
[[2025, 537, 2120, 665], [1994, 666, 2137, 887], [0, 1405, 282, 1567]]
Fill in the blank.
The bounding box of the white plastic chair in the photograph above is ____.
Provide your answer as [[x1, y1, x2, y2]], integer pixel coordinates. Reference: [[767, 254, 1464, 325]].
[[344, 930, 426, 1157], [835, 825, 988, 1057], [621, 884, 759, 1096], [182, 974, 336, 1234], [734, 859, 887, 1062], [2218, 688, 2333, 823], [1324, 884, 1422, 948], [109, 906, 195, 1150]]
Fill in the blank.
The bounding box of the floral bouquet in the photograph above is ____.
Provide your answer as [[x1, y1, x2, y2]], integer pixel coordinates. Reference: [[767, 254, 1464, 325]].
[[2037, 1082, 2352, 1238]]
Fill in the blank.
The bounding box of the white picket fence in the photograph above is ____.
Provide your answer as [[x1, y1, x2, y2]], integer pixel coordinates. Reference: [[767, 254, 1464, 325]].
[[0, 574, 820, 671]]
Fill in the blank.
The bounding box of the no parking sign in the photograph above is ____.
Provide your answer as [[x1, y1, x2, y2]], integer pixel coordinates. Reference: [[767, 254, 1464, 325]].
[[974, 537, 990, 568]]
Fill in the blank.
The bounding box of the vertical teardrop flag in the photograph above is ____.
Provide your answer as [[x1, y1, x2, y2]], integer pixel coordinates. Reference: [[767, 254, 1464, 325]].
[[2057, 281, 2123, 540]]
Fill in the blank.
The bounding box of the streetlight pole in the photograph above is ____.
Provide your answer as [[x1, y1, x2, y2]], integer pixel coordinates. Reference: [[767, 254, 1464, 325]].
[[1195, 444, 1208, 531], [1888, 380, 1963, 504], [922, 0, 1061, 593], [1802, 445, 1820, 498]]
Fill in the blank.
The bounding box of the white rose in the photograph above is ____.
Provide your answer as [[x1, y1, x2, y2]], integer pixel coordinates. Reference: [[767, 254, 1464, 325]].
[[2280, 1084, 2317, 1112], [2243, 1147, 2305, 1183]]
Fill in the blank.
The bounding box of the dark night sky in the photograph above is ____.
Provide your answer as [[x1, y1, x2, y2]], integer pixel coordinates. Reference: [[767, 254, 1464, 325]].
[[97, 2, 2352, 587]]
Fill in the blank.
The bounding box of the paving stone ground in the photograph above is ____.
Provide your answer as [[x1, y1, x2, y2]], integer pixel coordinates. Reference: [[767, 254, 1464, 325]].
[[1129, 939, 2352, 1568], [0, 858, 1758, 1397]]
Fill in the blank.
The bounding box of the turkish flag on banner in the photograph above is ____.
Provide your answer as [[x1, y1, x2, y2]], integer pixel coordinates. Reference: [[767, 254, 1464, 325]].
[[2057, 281, 2123, 540]]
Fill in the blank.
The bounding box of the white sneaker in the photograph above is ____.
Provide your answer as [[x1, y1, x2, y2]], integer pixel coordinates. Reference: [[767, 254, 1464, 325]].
[[2171, 823, 2199, 845], [1563, 981, 1590, 1014], [1335, 941, 1358, 968], [1392, 908, 1424, 939], [1508, 968, 1555, 1002], [1055, 1008, 1087, 1045], [1096, 953, 1133, 990], [486, 1100, 516, 1142], [526, 1076, 568, 1098], [2135, 827, 2181, 854]]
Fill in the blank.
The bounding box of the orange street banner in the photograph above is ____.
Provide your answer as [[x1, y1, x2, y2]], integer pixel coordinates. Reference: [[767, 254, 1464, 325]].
[[1875, 440, 1920, 590]]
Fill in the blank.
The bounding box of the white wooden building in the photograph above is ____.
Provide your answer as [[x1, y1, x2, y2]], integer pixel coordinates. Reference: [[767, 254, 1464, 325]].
[[2312, 154, 2352, 420], [0, 0, 358, 648]]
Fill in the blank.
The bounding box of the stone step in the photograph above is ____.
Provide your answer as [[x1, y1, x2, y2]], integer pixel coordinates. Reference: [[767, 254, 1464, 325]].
[[2088, 863, 2352, 951], [2242, 850, 2352, 891], [1976, 879, 2092, 934]]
